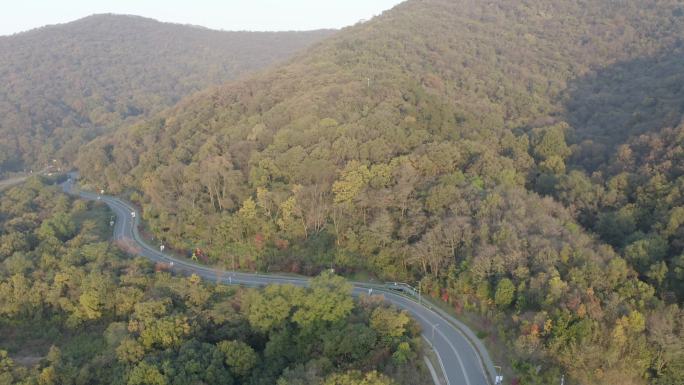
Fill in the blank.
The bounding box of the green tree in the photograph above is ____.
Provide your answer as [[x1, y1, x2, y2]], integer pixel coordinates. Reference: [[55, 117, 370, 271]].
[[0, 350, 13, 385], [217, 340, 258, 378], [244, 284, 304, 333], [137, 316, 191, 349], [322, 323, 377, 364], [324, 371, 393, 385], [531, 123, 571, 161], [392, 342, 413, 365], [127, 362, 166, 385], [116, 338, 146, 364], [624, 236, 668, 272], [332, 161, 371, 205], [495, 278, 515, 308], [370, 307, 410, 341], [292, 273, 354, 328]]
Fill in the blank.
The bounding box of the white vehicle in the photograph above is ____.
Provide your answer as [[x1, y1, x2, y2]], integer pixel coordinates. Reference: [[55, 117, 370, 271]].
[[131, 211, 136, 218]]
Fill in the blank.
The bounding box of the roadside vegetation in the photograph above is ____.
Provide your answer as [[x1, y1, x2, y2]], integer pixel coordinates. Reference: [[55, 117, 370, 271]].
[[0, 179, 428, 385]]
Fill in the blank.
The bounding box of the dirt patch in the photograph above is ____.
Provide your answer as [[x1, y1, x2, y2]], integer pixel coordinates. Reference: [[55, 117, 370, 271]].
[[115, 238, 143, 255]]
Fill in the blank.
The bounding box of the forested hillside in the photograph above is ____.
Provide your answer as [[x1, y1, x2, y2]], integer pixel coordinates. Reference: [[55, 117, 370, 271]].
[[0, 179, 427, 385], [77, 1, 684, 384], [555, 55, 684, 303], [0, 14, 334, 174]]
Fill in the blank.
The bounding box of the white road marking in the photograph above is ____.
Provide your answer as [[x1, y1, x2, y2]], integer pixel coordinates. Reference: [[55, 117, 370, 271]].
[[424, 337, 451, 385], [391, 298, 471, 385]]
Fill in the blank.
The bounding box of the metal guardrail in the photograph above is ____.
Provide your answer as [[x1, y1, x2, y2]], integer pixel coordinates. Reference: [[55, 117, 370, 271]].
[[384, 281, 419, 296], [367, 281, 498, 385]]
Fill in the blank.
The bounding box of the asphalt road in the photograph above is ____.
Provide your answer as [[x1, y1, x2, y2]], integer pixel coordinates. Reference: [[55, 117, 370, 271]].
[[0, 175, 29, 191], [62, 176, 499, 385], [0, 168, 57, 191]]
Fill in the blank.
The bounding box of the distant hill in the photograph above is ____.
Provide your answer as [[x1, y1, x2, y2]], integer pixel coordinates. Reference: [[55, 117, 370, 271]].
[[0, 14, 334, 173], [78, 1, 684, 384]]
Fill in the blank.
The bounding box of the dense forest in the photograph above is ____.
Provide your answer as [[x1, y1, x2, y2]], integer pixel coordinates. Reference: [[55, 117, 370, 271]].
[[75, 0, 684, 384], [0, 178, 427, 385], [0, 14, 334, 174], [556, 54, 684, 302]]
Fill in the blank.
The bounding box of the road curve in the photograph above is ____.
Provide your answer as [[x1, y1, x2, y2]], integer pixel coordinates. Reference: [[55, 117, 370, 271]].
[[62, 176, 499, 385]]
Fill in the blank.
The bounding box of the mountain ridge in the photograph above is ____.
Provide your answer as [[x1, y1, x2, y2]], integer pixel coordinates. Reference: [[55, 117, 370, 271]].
[[0, 14, 335, 173], [3, 13, 336, 37]]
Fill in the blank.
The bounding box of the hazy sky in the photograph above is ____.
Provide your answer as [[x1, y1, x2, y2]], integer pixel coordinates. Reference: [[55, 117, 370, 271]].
[[0, 0, 405, 36]]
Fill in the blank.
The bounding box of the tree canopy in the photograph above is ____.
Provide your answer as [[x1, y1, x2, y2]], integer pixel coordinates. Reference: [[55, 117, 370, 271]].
[[0, 14, 333, 174], [73, 1, 684, 383], [0, 179, 428, 385]]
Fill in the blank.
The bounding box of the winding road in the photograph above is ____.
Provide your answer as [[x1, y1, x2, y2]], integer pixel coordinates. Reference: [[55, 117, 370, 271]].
[[0, 168, 50, 191], [61, 176, 499, 385]]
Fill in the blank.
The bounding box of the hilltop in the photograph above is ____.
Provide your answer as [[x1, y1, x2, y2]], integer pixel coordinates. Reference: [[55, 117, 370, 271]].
[[0, 14, 334, 173]]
